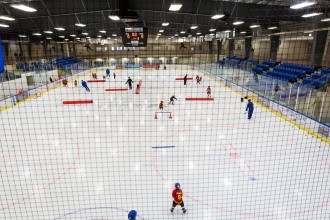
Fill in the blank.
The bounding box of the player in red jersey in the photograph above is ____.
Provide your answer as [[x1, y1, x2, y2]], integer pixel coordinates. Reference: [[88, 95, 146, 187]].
[[206, 86, 211, 97], [170, 183, 187, 214], [159, 101, 164, 110]]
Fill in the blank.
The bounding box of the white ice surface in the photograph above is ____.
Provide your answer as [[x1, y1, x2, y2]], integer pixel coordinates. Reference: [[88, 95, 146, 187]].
[[0, 67, 329, 220]]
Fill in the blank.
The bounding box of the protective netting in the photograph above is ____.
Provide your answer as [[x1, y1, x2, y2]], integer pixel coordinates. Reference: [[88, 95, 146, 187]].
[[0, 0, 330, 220]]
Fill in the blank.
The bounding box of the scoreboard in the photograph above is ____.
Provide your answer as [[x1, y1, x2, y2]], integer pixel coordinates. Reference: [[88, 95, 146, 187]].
[[121, 27, 148, 47]]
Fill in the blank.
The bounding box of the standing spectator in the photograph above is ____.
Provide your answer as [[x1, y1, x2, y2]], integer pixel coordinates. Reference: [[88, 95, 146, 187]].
[[49, 77, 53, 83], [246, 99, 254, 120]]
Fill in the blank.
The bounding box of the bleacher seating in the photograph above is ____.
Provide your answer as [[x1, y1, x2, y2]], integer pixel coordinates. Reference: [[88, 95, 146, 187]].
[[280, 63, 314, 74], [252, 60, 276, 75], [16, 61, 54, 72], [55, 57, 81, 69]]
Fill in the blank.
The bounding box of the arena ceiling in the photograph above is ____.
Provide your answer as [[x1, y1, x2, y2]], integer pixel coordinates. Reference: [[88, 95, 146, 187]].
[[0, 0, 329, 41]]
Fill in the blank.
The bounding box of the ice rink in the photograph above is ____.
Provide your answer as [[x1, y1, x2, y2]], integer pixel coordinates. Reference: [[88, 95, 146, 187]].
[[0, 66, 329, 220]]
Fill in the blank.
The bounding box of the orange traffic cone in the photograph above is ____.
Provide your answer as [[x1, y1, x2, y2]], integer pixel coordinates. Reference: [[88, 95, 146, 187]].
[[169, 113, 173, 119], [154, 113, 158, 119]]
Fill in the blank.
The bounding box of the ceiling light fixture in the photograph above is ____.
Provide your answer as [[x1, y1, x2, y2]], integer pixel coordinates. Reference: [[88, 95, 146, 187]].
[[109, 15, 120, 20], [224, 30, 231, 33], [75, 23, 86, 27], [233, 20, 244, 25], [76, 37, 81, 40], [180, 31, 185, 34], [43, 30, 53, 34], [112, 34, 117, 37], [46, 37, 52, 40], [209, 28, 216, 32], [86, 36, 91, 39], [268, 26, 278, 30], [302, 12, 322, 18], [191, 25, 198, 29], [82, 32, 88, 35], [321, 18, 330, 22], [250, 24, 260, 28], [33, 32, 42, 36], [0, 15, 15, 21], [54, 27, 65, 31], [18, 34, 27, 38], [159, 30, 164, 32], [99, 30, 106, 33], [0, 23, 9, 27], [169, 3, 182, 11], [10, 4, 37, 12], [240, 31, 247, 34], [157, 33, 161, 36], [97, 35, 102, 38], [59, 36, 65, 38], [196, 32, 201, 35], [290, 1, 316, 9], [70, 34, 76, 37], [162, 22, 169, 26], [211, 14, 225, 19], [175, 34, 179, 36]]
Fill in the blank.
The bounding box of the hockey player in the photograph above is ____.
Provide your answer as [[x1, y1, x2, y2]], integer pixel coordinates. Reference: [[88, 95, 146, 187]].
[[113, 72, 116, 79], [169, 95, 177, 105], [170, 183, 187, 214], [128, 210, 137, 220], [206, 86, 211, 97], [183, 74, 188, 85], [74, 80, 77, 87], [81, 80, 90, 92], [106, 68, 110, 78], [195, 75, 200, 84], [126, 77, 134, 90], [246, 99, 254, 119], [159, 101, 164, 110]]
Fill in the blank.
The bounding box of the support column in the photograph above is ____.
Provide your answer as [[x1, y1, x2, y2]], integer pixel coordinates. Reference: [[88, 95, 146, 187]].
[[245, 37, 252, 58], [217, 39, 223, 61], [311, 30, 328, 66], [228, 38, 234, 56], [270, 35, 280, 61]]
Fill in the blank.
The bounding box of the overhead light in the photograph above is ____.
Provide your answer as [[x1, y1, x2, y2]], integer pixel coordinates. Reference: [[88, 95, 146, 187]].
[[112, 34, 117, 37], [82, 32, 88, 35], [209, 28, 216, 32], [159, 30, 164, 32], [224, 30, 231, 33], [191, 25, 198, 29], [59, 36, 65, 38], [196, 32, 201, 35], [109, 15, 120, 20], [321, 18, 330, 22], [33, 32, 41, 36], [97, 35, 102, 38], [211, 14, 225, 19], [302, 12, 322, 18], [180, 31, 185, 34], [86, 36, 91, 39], [64, 39, 69, 41], [169, 3, 182, 11], [268, 26, 278, 30], [107, 37, 111, 39], [157, 33, 161, 36], [75, 23, 86, 27], [175, 34, 179, 36], [10, 4, 37, 12], [188, 34, 192, 37], [76, 37, 81, 40], [43, 30, 53, 34], [54, 27, 65, 31], [290, 2, 316, 9], [0, 15, 15, 21], [46, 37, 52, 40], [99, 30, 106, 33], [233, 20, 244, 25], [240, 31, 247, 34], [18, 34, 27, 38], [250, 24, 260, 28], [70, 34, 76, 37], [162, 22, 169, 26], [199, 35, 204, 38], [0, 23, 9, 27], [114, 38, 117, 40]]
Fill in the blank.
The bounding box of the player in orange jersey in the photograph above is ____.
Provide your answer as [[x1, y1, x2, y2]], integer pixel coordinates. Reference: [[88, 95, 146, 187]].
[[206, 86, 211, 97], [170, 183, 187, 214], [159, 101, 163, 110]]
